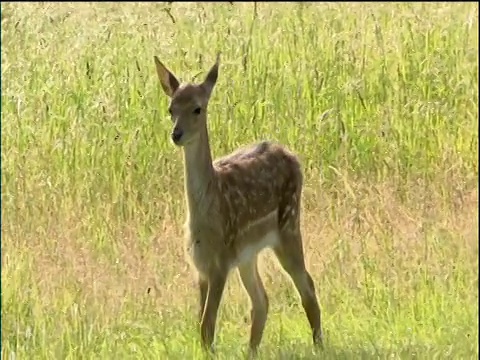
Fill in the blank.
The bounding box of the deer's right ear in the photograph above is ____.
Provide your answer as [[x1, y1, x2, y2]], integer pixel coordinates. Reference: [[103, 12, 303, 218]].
[[201, 53, 221, 97], [154, 56, 180, 98]]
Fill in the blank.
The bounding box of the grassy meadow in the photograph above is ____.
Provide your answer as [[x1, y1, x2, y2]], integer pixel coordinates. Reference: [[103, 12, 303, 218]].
[[1, 2, 478, 359]]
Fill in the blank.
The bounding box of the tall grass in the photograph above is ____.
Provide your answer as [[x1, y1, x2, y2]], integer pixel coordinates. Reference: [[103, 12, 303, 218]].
[[2, 2, 478, 359]]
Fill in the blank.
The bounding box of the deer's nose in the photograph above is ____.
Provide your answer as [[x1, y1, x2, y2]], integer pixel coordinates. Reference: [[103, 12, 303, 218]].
[[171, 127, 183, 143]]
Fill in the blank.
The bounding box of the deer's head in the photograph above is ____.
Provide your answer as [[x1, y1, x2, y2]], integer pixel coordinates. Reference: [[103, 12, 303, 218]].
[[154, 54, 220, 147]]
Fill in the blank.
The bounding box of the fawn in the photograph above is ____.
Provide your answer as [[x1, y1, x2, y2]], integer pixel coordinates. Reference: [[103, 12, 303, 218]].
[[154, 53, 323, 355]]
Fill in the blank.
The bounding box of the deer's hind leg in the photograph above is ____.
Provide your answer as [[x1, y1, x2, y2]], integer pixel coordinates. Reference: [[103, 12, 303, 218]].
[[238, 256, 269, 355], [275, 202, 323, 346]]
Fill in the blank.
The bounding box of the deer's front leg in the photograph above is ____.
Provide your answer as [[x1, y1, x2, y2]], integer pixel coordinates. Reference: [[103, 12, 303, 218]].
[[198, 276, 208, 324], [201, 272, 227, 352]]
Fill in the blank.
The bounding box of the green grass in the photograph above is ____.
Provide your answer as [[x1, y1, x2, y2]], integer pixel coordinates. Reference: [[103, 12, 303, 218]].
[[1, 2, 478, 359]]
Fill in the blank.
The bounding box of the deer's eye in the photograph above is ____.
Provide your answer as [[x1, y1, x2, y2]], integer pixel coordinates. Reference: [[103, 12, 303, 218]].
[[193, 107, 201, 115]]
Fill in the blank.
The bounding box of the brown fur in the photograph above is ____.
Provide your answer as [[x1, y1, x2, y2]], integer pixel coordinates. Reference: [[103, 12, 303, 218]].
[[154, 54, 323, 355]]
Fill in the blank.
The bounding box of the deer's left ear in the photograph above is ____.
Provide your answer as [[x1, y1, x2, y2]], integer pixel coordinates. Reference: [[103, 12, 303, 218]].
[[201, 53, 220, 97], [154, 56, 180, 98]]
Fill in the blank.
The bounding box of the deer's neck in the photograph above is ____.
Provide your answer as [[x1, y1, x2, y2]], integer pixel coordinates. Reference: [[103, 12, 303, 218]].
[[182, 126, 216, 216]]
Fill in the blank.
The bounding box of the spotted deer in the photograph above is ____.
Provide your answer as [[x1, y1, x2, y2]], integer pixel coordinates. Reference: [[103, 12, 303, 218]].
[[154, 53, 323, 355]]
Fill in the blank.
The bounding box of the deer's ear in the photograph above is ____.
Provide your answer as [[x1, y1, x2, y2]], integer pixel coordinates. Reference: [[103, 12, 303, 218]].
[[201, 53, 220, 97], [154, 56, 180, 98]]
